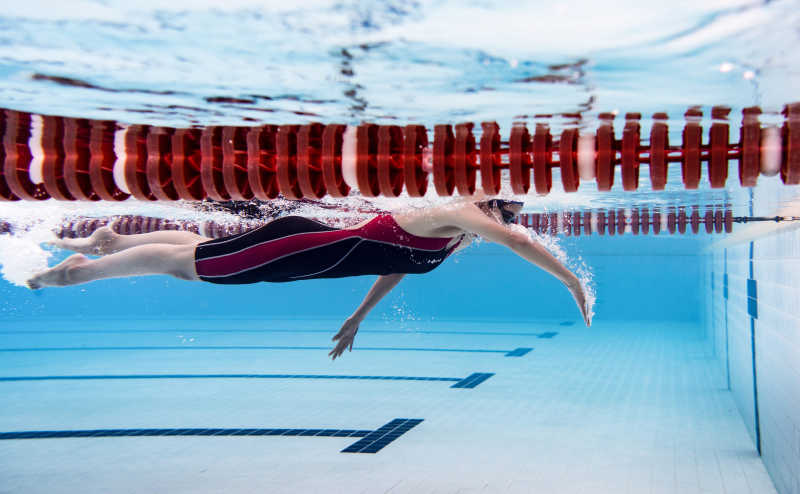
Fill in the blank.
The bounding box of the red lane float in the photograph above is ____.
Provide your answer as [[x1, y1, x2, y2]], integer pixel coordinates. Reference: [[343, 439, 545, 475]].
[[682, 108, 702, 190], [479, 122, 501, 195], [515, 206, 733, 236], [677, 208, 687, 234], [709, 107, 730, 188], [559, 128, 579, 192], [90, 120, 128, 201], [690, 208, 700, 234], [41, 116, 73, 201], [403, 125, 428, 197], [532, 124, 553, 195], [276, 125, 301, 199], [649, 113, 669, 190], [783, 103, 800, 185], [433, 124, 455, 196], [595, 114, 615, 191], [1, 104, 799, 200], [3, 110, 48, 200], [124, 125, 156, 201], [510, 124, 532, 194], [377, 125, 404, 197], [223, 126, 254, 200], [146, 126, 178, 201], [28, 205, 746, 241], [621, 113, 640, 191], [740, 107, 761, 187], [248, 125, 279, 200], [172, 128, 204, 201]]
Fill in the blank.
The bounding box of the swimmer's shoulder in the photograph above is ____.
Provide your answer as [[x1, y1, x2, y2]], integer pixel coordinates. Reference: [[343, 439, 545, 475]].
[[392, 203, 480, 238]]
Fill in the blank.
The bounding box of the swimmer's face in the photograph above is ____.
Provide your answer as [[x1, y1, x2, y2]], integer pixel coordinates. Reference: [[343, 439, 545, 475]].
[[493, 201, 524, 224]]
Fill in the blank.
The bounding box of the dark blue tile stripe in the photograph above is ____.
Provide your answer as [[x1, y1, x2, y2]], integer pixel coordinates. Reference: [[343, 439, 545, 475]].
[[724, 249, 730, 390], [450, 373, 494, 389], [341, 419, 423, 454], [0, 419, 421, 455], [0, 427, 371, 440], [504, 347, 532, 357], [0, 346, 509, 355], [0, 329, 559, 337], [747, 278, 758, 319], [747, 217, 762, 456], [0, 374, 461, 383], [723, 273, 729, 299]]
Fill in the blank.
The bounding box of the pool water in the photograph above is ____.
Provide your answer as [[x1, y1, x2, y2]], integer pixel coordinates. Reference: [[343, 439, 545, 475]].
[[1, 1, 799, 493]]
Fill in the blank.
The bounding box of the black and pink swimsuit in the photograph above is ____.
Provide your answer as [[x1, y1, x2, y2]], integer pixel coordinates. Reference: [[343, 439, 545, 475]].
[[194, 214, 461, 284]]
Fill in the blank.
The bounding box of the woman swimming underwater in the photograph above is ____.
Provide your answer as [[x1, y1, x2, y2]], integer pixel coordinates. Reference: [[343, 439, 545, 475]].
[[28, 199, 592, 359]]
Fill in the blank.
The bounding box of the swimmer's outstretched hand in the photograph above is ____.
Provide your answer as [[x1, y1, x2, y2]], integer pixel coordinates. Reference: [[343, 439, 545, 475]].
[[566, 279, 592, 327], [329, 316, 360, 360]]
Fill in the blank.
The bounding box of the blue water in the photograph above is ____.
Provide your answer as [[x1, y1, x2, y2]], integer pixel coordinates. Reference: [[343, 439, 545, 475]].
[[1, 1, 799, 492]]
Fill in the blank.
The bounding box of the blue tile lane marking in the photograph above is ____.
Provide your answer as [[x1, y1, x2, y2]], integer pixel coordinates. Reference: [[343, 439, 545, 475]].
[[0, 346, 530, 357], [505, 348, 532, 357], [724, 248, 730, 390], [0, 372, 494, 388], [747, 218, 762, 456], [450, 373, 494, 388], [0, 328, 558, 337], [0, 419, 421, 454], [0, 374, 458, 383], [0, 429, 370, 439], [723, 273, 728, 299], [340, 418, 423, 453], [747, 278, 758, 319]]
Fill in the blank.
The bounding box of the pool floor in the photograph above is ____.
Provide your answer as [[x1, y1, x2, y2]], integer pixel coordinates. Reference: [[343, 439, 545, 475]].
[[0, 318, 776, 493]]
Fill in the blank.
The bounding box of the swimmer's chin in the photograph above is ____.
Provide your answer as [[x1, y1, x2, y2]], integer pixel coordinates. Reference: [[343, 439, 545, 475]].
[[26, 279, 42, 290]]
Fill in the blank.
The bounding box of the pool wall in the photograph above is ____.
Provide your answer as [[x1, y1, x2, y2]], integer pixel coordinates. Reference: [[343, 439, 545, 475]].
[[706, 177, 800, 494]]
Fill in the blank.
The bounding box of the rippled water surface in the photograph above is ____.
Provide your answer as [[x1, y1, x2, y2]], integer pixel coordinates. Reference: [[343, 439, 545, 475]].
[[1, 0, 798, 127]]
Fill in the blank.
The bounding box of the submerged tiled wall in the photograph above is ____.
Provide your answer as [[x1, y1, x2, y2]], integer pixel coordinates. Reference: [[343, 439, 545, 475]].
[[707, 177, 800, 494]]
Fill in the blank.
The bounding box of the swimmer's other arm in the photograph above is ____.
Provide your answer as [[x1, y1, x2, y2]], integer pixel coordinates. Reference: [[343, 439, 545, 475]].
[[329, 273, 406, 360], [450, 204, 592, 327]]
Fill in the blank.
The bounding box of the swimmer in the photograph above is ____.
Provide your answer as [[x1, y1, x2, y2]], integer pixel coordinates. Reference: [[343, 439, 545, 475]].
[[27, 200, 592, 359]]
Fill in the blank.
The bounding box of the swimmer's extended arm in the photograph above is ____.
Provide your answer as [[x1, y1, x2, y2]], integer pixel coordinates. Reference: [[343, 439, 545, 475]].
[[449, 204, 591, 326], [329, 273, 406, 360]]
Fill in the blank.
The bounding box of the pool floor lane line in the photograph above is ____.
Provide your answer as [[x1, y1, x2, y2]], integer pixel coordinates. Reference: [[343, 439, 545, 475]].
[[0, 328, 560, 338], [340, 419, 424, 453], [504, 347, 532, 357], [0, 346, 533, 357], [0, 372, 496, 389], [0, 418, 423, 454], [450, 372, 494, 388]]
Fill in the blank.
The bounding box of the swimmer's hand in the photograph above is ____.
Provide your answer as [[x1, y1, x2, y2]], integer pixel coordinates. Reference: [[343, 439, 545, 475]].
[[330, 316, 360, 360], [566, 278, 592, 327]]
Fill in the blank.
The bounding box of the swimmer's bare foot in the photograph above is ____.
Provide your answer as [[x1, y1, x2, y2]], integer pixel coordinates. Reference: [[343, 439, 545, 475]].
[[27, 254, 90, 289], [49, 225, 116, 255]]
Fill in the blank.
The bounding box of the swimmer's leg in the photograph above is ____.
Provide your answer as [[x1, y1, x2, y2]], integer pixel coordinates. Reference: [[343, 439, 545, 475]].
[[27, 243, 198, 289], [51, 224, 210, 255]]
